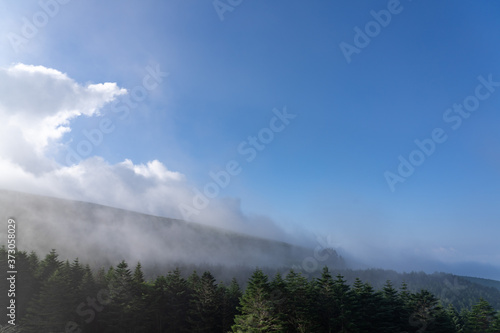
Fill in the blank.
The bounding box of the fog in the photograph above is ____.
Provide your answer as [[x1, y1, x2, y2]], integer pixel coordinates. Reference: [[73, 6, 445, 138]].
[[0, 63, 498, 281], [0, 64, 311, 248], [0, 189, 341, 274], [0, 64, 324, 275]]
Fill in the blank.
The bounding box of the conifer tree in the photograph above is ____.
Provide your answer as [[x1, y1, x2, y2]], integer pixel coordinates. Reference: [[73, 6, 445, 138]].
[[22, 264, 75, 332], [221, 278, 242, 333], [100, 260, 137, 332], [352, 278, 381, 333], [377, 280, 406, 332], [408, 289, 440, 332], [399, 280, 414, 332], [69, 258, 85, 288], [188, 270, 201, 290], [156, 268, 191, 332], [430, 303, 457, 333], [232, 269, 283, 332], [149, 275, 170, 332], [11, 251, 38, 321], [315, 266, 336, 333], [331, 274, 357, 333], [188, 271, 222, 332], [466, 298, 498, 333], [130, 262, 149, 333], [133, 262, 145, 284], [492, 311, 500, 333], [446, 303, 465, 333], [35, 249, 63, 283], [284, 270, 317, 332], [270, 272, 288, 329]]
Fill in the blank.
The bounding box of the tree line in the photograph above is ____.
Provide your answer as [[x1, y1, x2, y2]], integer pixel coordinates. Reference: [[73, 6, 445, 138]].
[[1, 247, 499, 332]]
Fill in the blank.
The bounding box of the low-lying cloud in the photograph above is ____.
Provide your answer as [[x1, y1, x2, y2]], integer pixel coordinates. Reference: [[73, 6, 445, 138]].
[[0, 63, 309, 246]]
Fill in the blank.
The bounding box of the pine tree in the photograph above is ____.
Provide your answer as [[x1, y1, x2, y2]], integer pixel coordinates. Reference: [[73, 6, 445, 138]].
[[270, 272, 288, 330], [377, 280, 405, 333], [283, 270, 317, 332], [94, 266, 108, 288], [35, 249, 63, 283], [232, 268, 283, 332], [460, 308, 471, 333], [152, 268, 191, 332], [466, 298, 498, 333], [431, 303, 456, 333], [315, 266, 336, 333], [21, 263, 75, 332], [188, 270, 201, 290], [148, 275, 170, 332], [408, 289, 439, 332], [331, 274, 357, 333], [11, 251, 39, 321], [447, 303, 465, 333], [399, 281, 414, 332], [100, 260, 137, 332], [77, 264, 103, 332], [133, 262, 145, 285], [188, 271, 222, 332], [352, 278, 381, 333], [69, 258, 85, 289], [221, 278, 242, 333], [492, 311, 500, 333], [130, 262, 148, 333]]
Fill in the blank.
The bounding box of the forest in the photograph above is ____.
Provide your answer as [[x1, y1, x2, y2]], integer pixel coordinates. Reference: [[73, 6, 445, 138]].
[[1, 247, 499, 333]]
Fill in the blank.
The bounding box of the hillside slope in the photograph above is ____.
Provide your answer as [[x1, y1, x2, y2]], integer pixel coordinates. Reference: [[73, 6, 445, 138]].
[[1, 189, 498, 311], [0, 189, 344, 271], [460, 275, 500, 292]]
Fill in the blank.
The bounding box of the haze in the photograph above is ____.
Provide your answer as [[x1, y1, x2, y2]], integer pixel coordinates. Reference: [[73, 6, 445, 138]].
[[0, 0, 499, 280]]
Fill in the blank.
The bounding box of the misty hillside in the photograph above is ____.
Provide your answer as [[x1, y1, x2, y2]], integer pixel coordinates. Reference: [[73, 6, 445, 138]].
[[0, 189, 345, 272], [1, 189, 499, 312], [461, 276, 500, 292]]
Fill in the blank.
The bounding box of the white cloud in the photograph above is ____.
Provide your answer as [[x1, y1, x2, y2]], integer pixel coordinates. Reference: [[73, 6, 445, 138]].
[[123, 159, 185, 182], [0, 63, 302, 245], [0, 63, 127, 156]]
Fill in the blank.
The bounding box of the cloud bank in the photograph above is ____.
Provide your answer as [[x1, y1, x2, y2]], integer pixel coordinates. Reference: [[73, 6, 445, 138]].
[[1, 64, 499, 279], [0, 63, 307, 246]]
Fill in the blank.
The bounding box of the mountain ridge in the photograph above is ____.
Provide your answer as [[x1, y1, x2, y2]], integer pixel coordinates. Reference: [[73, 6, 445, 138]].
[[1, 189, 499, 311], [0, 189, 344, 271]]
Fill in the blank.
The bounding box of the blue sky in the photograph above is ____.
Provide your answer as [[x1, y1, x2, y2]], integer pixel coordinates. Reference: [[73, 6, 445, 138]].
[[1, 0, 500, 279]]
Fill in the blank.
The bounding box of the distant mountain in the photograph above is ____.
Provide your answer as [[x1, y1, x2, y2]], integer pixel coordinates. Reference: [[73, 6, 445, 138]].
[[331, 269, 500, 311], [460, 275, 500, 292], [1, 189, 498, 311], [0, 189, 345, 272]]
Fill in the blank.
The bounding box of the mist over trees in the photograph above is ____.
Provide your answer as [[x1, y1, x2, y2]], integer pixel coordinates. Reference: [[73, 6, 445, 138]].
[[1, 247, 499, 332], [0, 190, 337, 271]]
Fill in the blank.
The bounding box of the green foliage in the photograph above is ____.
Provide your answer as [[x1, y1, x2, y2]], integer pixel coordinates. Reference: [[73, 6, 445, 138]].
[[3, 248, 500, 333], [465, 298, 499, 333], [314, 267, 336, 332], [352, 278, 382, 332], [22, 259, 75, 332], [188, 271, 223, 332], [282, 270, 317, 332], [232, 268, 284, 332], [221, 278, 242, 332], [149, 268, 191, 332]]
